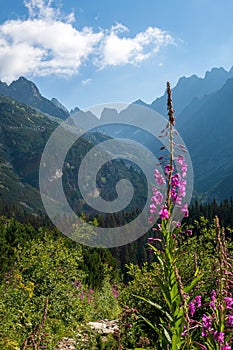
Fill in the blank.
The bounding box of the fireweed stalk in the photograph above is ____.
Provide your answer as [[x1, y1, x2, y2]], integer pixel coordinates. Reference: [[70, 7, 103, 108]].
[[136, 83, 202, 350], [187, 217, 233, 350]]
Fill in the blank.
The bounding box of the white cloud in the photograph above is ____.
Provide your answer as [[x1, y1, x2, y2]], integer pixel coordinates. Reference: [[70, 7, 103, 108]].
[[0, 0, 174, 82], [98, 25, 174, 67], [25, 0, 61, 21], [0, 18, 103, 81], [82, 78, 92, 85]]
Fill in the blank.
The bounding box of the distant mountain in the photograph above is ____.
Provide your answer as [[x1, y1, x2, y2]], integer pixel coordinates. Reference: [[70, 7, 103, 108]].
[[137, 66, 233, 118], [72, 69, 233, 202], [178, 76, 233, 200], [0, 77, 69, 119], [70, 106, 81, 115], [114, 67, 233, 201], [1, 67, 233, 208]]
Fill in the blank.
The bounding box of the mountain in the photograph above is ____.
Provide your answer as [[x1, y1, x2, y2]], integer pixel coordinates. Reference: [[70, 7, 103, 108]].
[[0, 94, 148, 216], [132, 66, 233, 201], [73, 71, 233, 202], [70, 106, 81, 115], [178, 76, 233, 200], [142, 66, 233, 117], [1, 67, 233, 209], [0, 95, 58, 211], [0, 77, 69, 119]]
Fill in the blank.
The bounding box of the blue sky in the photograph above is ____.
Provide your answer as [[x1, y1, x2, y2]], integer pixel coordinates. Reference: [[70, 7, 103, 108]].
[[0, 0, 233, 110]]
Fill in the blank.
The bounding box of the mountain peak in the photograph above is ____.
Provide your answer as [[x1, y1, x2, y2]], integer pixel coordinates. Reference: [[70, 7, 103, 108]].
[[133, 99, 150, 108], [150, 66, 233, 116], [0, 76, 70, 119], [204, 66, 228, 81], [10, 76, 41, 99]]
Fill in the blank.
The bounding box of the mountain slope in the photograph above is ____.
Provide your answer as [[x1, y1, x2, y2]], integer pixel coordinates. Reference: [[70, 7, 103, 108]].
[[0, 95, 148, 215], [0, 95, 59, 210], [147, 66, 233, 117], [178, 76, 233, 200], [0, 77, 69, 119]]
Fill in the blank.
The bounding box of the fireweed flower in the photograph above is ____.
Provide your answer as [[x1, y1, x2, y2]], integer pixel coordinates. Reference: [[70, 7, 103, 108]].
[[202, 314, 212, 332], [221, 343, 231, 350], [188, 302, 196, 317], [149, 203, 156, 214], [159, 206, 169, 220], [226, 314, 233, 326], [224, 297, 233, 309], [194, 295, 202, 308], [177, 155, 185, 165], [164, 164, 174, 175], [213, 331, 225, 345], [181, 164, 188, 177], [210, 290, 217, 310], [154, 169, 166, 186], [151, 188, 164, 205], [149, 168, 189, 223], [171, 173, 181, 187], [188, 295, 202, 317], [181, 203, 189, 217], [112, 285, 120, 298]]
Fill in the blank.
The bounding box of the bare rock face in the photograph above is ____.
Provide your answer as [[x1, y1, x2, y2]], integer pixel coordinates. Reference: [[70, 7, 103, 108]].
[[87, 319, 119, 335], [54, 320, 119, 349]]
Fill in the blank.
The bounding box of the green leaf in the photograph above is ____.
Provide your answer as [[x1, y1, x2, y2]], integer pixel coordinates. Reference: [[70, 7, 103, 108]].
[[161, 323, 172, 344], [154, 275, 172, 307], [139, 314, 158, 332], [184, 274, 203, 294], [134, 294, 173, 322]]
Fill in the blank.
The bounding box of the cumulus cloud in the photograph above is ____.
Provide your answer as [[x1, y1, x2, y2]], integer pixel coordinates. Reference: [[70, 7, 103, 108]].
[[0, 0, 174, 82], [98, 24, 174, 67]]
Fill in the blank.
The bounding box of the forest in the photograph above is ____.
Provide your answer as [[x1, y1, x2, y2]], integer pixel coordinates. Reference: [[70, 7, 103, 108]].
[[0, 83, 232, 350]]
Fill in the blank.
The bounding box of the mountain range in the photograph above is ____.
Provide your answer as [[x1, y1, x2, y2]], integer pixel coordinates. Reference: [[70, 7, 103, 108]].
[[135, 66, 233, 117], [0, 77, 69, 120], [135, 66, 233, 201], [0, 94, 147, 215], [0, 66, 233, 214]]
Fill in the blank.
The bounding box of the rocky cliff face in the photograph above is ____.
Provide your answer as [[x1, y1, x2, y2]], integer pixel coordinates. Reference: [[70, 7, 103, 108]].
[[0, 77, 69, 119]]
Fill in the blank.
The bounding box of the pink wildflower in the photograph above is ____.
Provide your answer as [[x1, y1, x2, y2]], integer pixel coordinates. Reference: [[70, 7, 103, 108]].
[[221, 343, 231, 350], [164, 164, 174, 175], [159, 207, 169, 220], [213, 331, 225, 345], [202, 314, 212, 332], [177, 155, 185, 165], [181, 203, 189, 217], [154, 169, 166, 186], [224, 297, 233, 309], [171, 173, 181, 187], [226, 315, 233, 326], [188, 302, 196, 317]]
